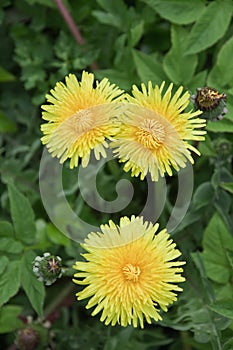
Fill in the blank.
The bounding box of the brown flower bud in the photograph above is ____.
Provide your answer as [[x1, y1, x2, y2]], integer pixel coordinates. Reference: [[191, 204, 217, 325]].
[[195, 87, 226, 111], [17, 327, 39, 350]]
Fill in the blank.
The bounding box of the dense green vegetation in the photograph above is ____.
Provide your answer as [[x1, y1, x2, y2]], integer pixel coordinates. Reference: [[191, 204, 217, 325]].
[[0, 0, 233, 349]]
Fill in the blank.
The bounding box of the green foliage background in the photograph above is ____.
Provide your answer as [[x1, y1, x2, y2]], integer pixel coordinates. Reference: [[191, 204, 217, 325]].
[[0, 0, 233, 349]]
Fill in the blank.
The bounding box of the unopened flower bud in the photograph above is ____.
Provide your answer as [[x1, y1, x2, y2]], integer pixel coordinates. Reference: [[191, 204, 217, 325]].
[[17, 327, 39, 350], [32, 253, 63, 286], [214, 138, 232, 158], [191, 86, 227, 121]]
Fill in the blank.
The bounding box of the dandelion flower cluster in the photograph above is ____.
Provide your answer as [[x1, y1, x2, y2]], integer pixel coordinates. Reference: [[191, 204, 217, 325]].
[[40, 72, 196, 328], [41, 72, 206, 180], [73, 216, 185, 328]]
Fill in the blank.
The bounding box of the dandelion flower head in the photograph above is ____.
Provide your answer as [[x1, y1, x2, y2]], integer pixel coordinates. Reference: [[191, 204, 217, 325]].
[[41, 71, 125, 168], [73, 216, 185, 328], [111, 82, 206, 181]]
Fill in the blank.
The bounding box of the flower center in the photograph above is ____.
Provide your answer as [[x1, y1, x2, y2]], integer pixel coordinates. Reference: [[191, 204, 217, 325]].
[[73, 109, 94, 134], [136, 119, 165, 150], [122, 263, 141, 282]]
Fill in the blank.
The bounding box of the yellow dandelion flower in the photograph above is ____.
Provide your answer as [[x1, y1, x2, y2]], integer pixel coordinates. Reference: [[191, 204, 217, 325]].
[[41, 71, 125, 168], [73, 216, 185, 328], [111, 82, 206, 181]]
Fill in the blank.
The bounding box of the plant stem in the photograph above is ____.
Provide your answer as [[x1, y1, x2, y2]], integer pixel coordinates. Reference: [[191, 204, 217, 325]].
[[180, 331, 192, 350], [54, 0, 98, 70], [55, 0, 85, 44], [44, 282, 75, 319]]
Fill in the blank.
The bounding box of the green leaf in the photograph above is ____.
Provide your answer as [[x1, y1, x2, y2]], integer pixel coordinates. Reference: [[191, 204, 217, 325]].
[[198, 134, 215, 157], [0, 260, 21, 305], [163, 25, 198, 84], [207, 65, 225, 89], [142, 0, 205, 25], [0, 256, 9, 275], [209, 300, 233, 319], [223, 338, 233, 350], [29, 220, 52, 251], [162, 279, 226, 346], [188, 70, 207, 92], [132, 49, 167, 85], [0, 221, 14, 237], [191, 252, 215, 302], [96, 69, 133, 90], [8, 181, 36, 245], [192, 182, 214, 210], [186, 0, 233, 54], [202, 213, 233, 284], [226, 250, 233, 269], [24, 0, 55, 7], [96, 0, 127, 15], [46, 223, 70, 247], [93, 0, 128, 29], [0, 66, 15, 82], [216, 36, 233, 86], [130, 21, 144, 47], [0, 110, 17, 133], [0, 237, 24, 254], [214, 190, 233, 233], [20, 251, 45, 317], [206, 119, 233, 133], [215, 283, 233, 301], [0, 305, 24, 334], [92, 9, 122, 28], [212, 167, 233, 187], [208, 36, 233, 88], [172, 209, 202, 234], [220, 182, 233, 194]]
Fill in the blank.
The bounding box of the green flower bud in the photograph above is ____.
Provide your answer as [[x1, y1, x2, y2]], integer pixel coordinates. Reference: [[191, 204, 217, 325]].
[[32, 253, 63, 286], [214, 138, 233, 158]]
